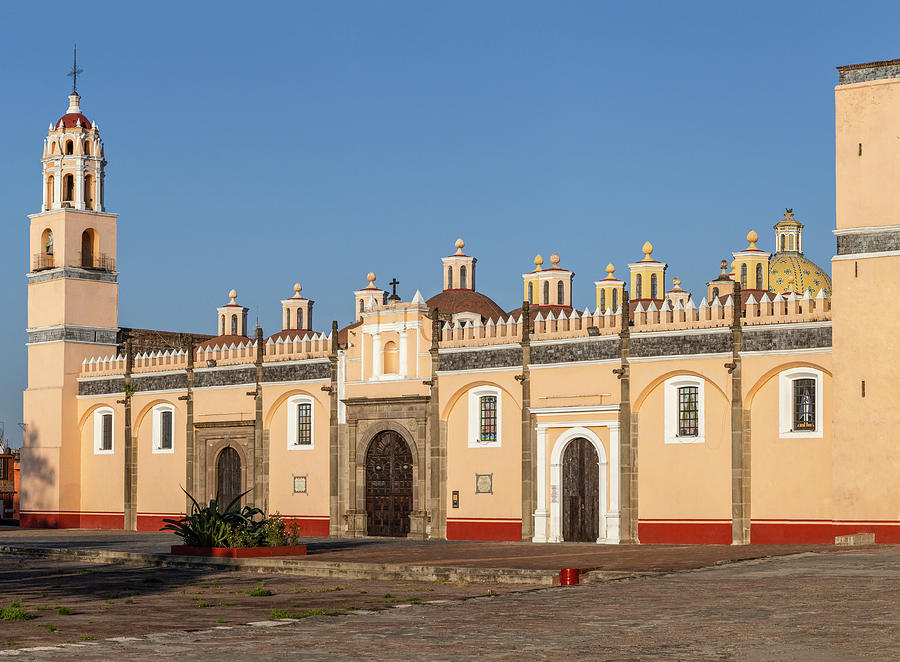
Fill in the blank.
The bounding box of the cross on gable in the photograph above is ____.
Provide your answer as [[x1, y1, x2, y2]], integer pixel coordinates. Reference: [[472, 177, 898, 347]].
[[388, 277, 401, 302]]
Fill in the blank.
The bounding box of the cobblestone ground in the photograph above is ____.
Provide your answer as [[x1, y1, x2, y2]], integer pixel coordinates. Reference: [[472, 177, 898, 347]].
[[2, 547, 897, 660]]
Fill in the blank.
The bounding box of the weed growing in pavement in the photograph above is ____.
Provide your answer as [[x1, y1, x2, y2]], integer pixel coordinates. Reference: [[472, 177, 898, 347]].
[[486, 589, 497, 596], [56, 607, 72, 615], [248, 583, 273, 597], [41, 592, 48, 598], [36, 606, 50, 611], [220, 602, 235, 606], [81, 636, 95, 641], [270, 609, 342, 619], [44, 625, 58, 633], [359, 590, 368, 594], [383, 593, 393, 599], [124, 598, 134, 605], [104, 600, 113, 605], [345, 606, 359, 611], [216, 618, 225, 623], [0, 608, 32, 621], [195, 601, 212, 608]]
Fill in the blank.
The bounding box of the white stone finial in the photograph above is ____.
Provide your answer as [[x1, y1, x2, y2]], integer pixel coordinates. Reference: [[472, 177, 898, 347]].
[[606, 263, 615, 276], [550, 253, 560, 266], [641, 241, 654, 260], [228, 289, 237, 304], [293, 283, 302, 297], [454, 238, 465, 254], [366, 272, 376, 287], [534, 254, 544, 270]]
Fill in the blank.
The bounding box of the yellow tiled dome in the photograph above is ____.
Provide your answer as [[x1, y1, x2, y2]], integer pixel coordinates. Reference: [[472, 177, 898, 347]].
[[769, 253, 831, 296]]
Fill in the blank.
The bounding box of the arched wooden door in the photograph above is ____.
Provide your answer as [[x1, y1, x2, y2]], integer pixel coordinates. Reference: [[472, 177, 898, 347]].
[[216, 446, 242, 512], [562, 438, 600, 542], [365, 431, 413, 537]]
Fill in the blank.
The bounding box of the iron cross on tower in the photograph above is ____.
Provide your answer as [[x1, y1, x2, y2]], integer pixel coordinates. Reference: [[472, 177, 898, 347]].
[[67, 45, 83, 93], [388, 278, 401, 302]]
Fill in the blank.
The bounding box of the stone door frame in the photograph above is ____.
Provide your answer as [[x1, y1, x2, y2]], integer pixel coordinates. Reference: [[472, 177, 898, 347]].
[[342, 396, 431, 539], [194, 421, 255, 509]]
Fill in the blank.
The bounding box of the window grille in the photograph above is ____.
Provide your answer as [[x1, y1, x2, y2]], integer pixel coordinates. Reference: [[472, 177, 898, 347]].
[[755, 264, 763, 290], [543, 281, 550, 305], [650, 274, 658, 299], [793, 379, 816, 431], [600, 289, 606, 311], [677, 386, 699, 436], [528, 282, 533, 303], [636, 274, 643, 298], [296, 403, 312, 445], [0, 457, 8, 481], [612, 289, 618, 310], [460, 266, 467, 289], [101, 413, 113, 451], [479, 396, 497, 442], [231, 315, 237, 335], [557, 281, 564, 305], [160, 410, 173, 450], [740, 264, 748, 288], [447, 267, 453, 289], [297, 308, 304, 330]]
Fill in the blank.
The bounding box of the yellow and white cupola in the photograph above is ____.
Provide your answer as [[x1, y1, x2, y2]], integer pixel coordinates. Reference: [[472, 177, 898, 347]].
[[216, 289, 249, 337], [628, 241, 667, 302], [731, 229, 771, 292], [442, 238, 476, 291], [769, 210, 832, 296], [522, 252, 574, 309], [281, 283, 313, 331], [594, 263, 624, 312]]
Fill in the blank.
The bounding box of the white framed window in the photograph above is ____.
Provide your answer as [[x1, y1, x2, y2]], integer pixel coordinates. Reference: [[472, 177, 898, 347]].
[[779, 367, 823, 438], [664, 376, 705, 444], [152, 404, 175, 454], [286, 395, 315, 450], [93, 407, 114, 455], [467, 386, 502, 448]]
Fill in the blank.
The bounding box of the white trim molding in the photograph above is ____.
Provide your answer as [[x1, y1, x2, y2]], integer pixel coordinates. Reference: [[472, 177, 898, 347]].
[[664, 375, 705, 444], [778, 367, 823, 439], [467, 385, 502, 448], [532, 421, 620, 545], [93, 407, 114, 455], [151, 403, 175, 454], [286, 394, 315, 450]]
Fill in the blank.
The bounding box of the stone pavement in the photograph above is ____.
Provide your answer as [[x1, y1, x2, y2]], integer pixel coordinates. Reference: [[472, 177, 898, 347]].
[[0, 526, 849, 573], [3, 547, 898, 661]]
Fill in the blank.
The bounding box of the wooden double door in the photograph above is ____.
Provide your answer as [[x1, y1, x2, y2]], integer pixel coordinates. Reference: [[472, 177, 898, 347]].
[[562, 437, 600, 542], [365, 431, 413, 537]]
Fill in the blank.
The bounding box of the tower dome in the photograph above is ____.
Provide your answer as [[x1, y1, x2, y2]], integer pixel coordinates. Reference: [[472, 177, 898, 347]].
[[769, 210, 832, 296]]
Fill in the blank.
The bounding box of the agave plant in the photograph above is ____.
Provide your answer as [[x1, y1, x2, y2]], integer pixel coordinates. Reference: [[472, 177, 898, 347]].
[[162, 488, 263, 547]]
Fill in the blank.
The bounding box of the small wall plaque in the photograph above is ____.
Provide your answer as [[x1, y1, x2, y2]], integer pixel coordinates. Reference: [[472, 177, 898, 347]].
[[550, 485, 558, 504], [475, 473, 493, 494], [452, 490, 460, 508], [293, 475, 307, 494]]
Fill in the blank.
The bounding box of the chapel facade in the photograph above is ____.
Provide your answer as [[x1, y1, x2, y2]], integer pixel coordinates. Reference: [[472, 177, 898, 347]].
[[20, 60, 900, 544]]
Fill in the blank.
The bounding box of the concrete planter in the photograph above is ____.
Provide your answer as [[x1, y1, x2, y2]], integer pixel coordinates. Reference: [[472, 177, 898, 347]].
[[170, 545, 307, 558]]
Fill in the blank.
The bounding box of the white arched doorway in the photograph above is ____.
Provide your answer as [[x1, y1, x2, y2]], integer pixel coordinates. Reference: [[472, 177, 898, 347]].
[[532, 419, 621, 544]]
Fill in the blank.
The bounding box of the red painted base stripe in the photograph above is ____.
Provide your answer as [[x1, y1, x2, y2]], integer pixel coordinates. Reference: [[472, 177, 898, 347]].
[[639, 521, 732, 544], [751, 522, 900, 544], [21, 512, 124, 529], [446, 519, 521, 541]]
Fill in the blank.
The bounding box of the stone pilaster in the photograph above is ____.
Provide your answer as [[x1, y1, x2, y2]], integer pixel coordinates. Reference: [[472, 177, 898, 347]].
[[729, 284, 749, 544], [428, 309, 445, 539], [617, 293, 637, 543], [123, 339, 136, 531], [328, 321, 341, 537], [520, 301, 535, 541], [253, 327, 267, 513], [184, 336, 195, 514]]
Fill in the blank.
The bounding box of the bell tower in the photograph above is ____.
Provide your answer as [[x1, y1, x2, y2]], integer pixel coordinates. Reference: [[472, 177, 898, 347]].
[[21, 77, 119, 527]]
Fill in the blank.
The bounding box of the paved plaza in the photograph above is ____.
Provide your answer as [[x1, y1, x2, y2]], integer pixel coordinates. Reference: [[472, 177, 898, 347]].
[[0, 530, 896, 660]]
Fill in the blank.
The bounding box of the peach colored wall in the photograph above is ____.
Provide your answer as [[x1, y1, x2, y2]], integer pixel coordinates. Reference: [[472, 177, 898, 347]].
[[833, 75, 900, 523], [28, 209, 117, 271], [632, 357, 732, 520], [264, 385, 330, 519], [133, 396, 187, 518], [441, 372, 522, 520], [78, 401, 125, 516], [28, 278, 118, 329], [744, 353, 832, 520]]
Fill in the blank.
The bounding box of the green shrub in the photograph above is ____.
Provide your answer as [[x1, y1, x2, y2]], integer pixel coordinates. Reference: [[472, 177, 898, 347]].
[[271, 608, 341, 619], [162, 489, 301, 548], [55, 607, 72, 615], [248, 587, 273, 597]]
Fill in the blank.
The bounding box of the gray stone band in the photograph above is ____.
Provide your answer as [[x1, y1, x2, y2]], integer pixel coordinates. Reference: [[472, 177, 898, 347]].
[[838, 63, 900, 85], [836, 229, 900, 255], [27, 267, 118, 285], [28, 325, 119, 345]]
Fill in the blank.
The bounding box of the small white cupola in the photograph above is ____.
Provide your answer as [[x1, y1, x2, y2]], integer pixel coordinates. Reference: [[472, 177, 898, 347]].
[[442, 238, 477, 291], [216, 289, 249, 336], [281, 283, 314, 331], [353, 272, 388, 322]]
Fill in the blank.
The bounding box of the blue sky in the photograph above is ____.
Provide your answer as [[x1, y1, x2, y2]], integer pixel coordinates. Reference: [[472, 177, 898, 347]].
[[2, 2, 899, 446]]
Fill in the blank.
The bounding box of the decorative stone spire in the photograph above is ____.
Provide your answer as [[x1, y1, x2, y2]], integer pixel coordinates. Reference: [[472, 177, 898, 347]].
[[746, 229, 759, 250], [641, 241, 654, 261]]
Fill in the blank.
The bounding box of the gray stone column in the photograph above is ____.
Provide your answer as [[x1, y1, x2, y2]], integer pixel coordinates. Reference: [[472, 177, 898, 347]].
[[428, 310, 445, 539], [520, 301, 535, 541], [123, 339, 136, 531], [328, 321, 340, 537], [184, 336, 195, 514], [730, 284, 749, 544], [617, 294, 637, 543], [253, 327, 267, 513]]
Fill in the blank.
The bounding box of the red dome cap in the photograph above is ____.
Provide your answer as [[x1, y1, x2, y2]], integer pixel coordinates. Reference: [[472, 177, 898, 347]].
[[56, 113, 92, 130]]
